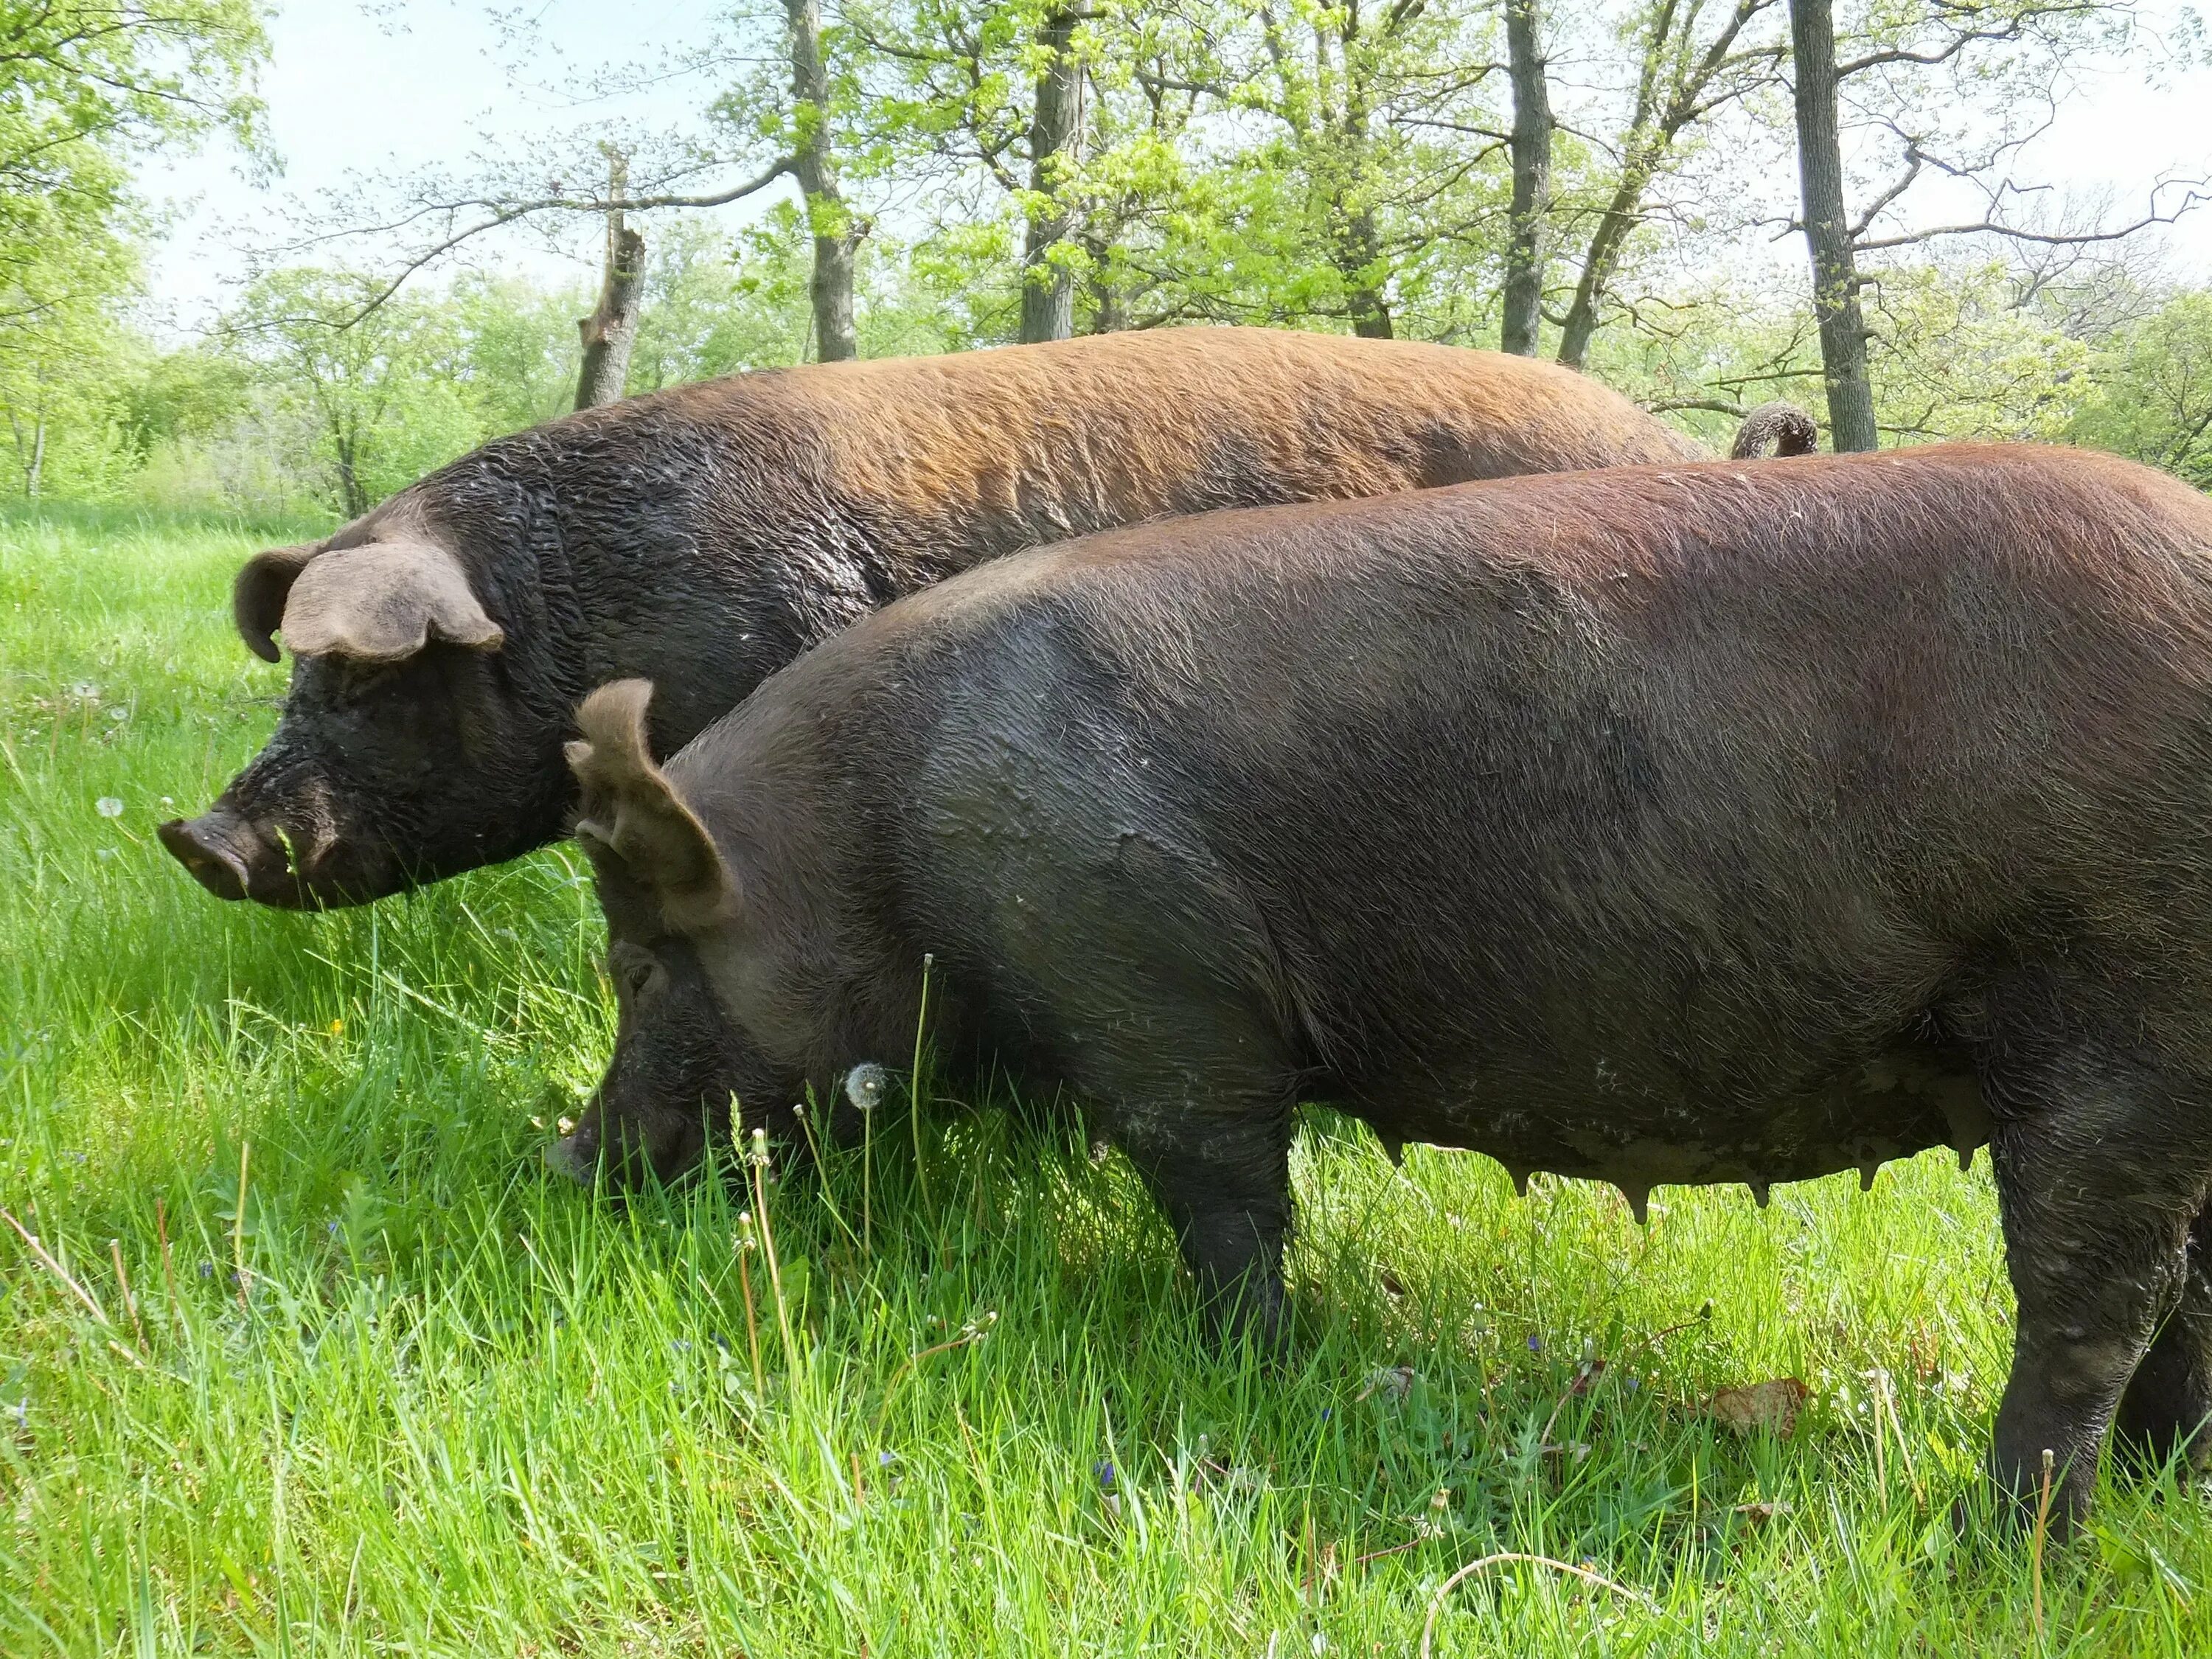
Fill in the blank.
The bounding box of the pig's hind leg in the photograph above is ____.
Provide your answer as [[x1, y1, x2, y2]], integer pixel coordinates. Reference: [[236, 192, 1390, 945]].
[[1973, 991, 2212, 1530], [2112, 1205, 2212, 1476]]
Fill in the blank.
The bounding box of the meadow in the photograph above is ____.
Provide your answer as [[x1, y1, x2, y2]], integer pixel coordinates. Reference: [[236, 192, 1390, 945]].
[[2, 501, 2208, 1657]]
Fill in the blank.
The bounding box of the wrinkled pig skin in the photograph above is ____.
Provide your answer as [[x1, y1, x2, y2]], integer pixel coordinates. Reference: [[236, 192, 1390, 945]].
[[162, 327, 1722, 908], [562, 444, 2212, 1532]]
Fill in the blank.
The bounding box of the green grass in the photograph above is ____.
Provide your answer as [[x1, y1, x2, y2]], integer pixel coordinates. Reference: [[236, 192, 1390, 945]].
[[2, 499, 2208, 1657]]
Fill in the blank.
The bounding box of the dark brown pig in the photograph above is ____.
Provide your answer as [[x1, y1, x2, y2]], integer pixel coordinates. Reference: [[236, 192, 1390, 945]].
[[554, 443, 2212, 1529], [160, 327, 1733, 907]]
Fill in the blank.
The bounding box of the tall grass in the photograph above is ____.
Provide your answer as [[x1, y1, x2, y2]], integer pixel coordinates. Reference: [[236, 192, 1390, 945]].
[[1, 503, 2205, 1655]]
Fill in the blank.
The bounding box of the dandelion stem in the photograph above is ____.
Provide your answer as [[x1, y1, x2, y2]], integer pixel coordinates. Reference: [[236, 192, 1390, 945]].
[[792, 1092, 860, 1253], [860, 1094, 874, 1257], [750, 1131, 799, 1371], [735, 1219, 765, 1399], [910, 952, 934, 1220], [110, 1239, 147, 1354], [2031, 1447, 2056, 1644], [1, 1207, 112, 1326], [233, 1139, 251, 1312], [871, 1313, 995, 1445], [156, 1195, 187, 1341]]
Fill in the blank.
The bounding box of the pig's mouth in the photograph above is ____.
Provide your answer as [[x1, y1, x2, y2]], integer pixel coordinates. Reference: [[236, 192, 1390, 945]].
[[157, 804, 394, 908], [543, 1111, 714, 1190]]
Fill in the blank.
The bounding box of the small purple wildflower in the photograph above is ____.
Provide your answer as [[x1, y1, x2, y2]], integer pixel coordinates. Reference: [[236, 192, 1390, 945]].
[[1527, 1334, 1542, 1352], [1094, 1458, 1116, 1492]]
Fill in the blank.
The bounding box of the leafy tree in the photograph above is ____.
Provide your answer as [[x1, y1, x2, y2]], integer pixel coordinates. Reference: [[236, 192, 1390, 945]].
[[628, 217, 812, 390], [2070, 291, 2212, 487], [0, 1, 268, 496], [0, 1, 266, 291], [446, 274, 591, 436], [220, 270, 477, 518], [1786, 0, 2182, 450], [0, 234, 143, 496], [844, 0, 1124, 341], [1551, 0, 1787, 368]]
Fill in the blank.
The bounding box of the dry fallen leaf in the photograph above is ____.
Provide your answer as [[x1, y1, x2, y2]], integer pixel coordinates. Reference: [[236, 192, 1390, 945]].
[[1708, 1378, 1810, 1438], [1733, 1499, 1791, 1525]]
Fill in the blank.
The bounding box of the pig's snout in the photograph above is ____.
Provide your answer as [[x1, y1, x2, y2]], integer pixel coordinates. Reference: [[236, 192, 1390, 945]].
[[543, 1121, 600, 1185], [159, 807, 286, 903]]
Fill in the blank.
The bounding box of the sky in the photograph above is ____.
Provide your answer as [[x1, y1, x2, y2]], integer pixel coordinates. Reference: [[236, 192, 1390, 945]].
[[141, 0, 2212, 331], [143, 0, 782, 327]]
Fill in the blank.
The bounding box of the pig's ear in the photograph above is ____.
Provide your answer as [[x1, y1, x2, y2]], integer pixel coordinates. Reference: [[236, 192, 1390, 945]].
[[567, 679, 734, 930], [276, 539, 504, 663], [233, 542, 321, 663]]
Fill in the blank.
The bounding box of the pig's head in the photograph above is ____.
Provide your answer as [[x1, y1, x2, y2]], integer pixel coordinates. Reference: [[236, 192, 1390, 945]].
[[546, 679, 791, 1189], [160, 510, 570, 906]]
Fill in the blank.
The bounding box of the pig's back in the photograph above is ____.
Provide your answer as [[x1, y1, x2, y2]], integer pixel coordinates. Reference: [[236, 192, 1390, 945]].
[[749, 445, 2212, 1121], [658, 327, 1705, 569]]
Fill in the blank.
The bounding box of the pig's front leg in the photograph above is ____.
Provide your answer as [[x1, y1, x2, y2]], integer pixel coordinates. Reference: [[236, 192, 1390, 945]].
[[1121, 1098, 1297, 1349]]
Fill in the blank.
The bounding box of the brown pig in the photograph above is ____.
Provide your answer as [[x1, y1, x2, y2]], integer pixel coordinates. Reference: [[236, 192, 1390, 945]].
[[557, 443, 2212, 1531], [159, 327, 1795, 907]]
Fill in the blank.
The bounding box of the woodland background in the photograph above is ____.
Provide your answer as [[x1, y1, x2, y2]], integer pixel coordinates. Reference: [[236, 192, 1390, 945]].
[[3, 0, 2209, 521]]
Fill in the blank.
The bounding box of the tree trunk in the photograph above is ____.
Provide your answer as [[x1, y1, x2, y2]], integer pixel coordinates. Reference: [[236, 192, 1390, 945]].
[[1338, 199, 1394, 339], [1789, 0, 1879, 451], [25, 418, 44, 500], [333, 433, 366, 518], [1019, 10, 1082, 345], [575, 156, 645, 411], [1083, 237, 1126, 333], [1554, 159, 1653, 369], [1331, 47, 1394, 340], [786, 0, 859, 363], [1500, 0, 1552, 357]]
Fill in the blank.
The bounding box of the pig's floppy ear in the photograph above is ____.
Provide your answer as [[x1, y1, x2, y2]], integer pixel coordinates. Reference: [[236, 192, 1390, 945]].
[[566, 679, 734, 930], [274, 539, 504, 663], [233, 542, 321, 663]]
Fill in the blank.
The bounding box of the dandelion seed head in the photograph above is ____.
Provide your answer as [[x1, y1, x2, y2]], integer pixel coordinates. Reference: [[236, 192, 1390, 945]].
[[844, 1062, 889, 1113]]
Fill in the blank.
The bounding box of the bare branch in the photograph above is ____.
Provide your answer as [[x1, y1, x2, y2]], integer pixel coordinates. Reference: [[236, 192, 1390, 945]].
[[1856, 181, 2208, 253], [302, 157, 795, 330]]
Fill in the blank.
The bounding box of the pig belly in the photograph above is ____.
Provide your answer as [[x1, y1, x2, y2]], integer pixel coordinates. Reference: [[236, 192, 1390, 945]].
[[1360, 1040, 1992, 1206]]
